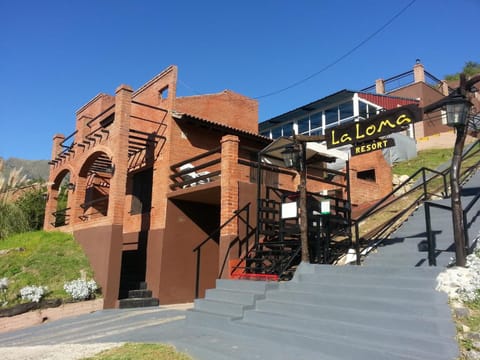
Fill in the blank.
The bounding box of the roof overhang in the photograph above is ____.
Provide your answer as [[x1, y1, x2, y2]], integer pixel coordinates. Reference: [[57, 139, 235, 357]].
[[259, 136, 349, 168]]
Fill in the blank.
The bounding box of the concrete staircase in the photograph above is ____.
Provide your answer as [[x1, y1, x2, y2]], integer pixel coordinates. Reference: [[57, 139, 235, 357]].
[[186, 264, 456, 360], [184, 169, 480, 359], [118, 282, 159, 309]]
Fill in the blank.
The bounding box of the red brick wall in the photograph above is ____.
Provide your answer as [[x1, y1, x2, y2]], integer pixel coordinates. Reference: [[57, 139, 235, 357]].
[[349, 151, 392, 205], [175, 90, 258, 133]]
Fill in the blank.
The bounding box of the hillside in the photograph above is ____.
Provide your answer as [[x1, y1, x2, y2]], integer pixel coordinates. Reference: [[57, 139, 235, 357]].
[[0, 157, 49, 181]]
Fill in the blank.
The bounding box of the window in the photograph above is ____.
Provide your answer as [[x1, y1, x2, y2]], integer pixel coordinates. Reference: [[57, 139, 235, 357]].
[[282, 124, 293, 137], [271, 127, 282, 139], [297, 117, 309, 134], [130, 169, 153, 215], [325, 107, 338, 126], [357, 169, 376, 182], [339, 101, 354, 120]]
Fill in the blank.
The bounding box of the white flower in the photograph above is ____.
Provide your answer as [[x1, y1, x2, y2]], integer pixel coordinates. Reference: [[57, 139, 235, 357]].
[[19, 285, 46, 303], [64, 279, 98, 301], [0, 278, 8, 291]]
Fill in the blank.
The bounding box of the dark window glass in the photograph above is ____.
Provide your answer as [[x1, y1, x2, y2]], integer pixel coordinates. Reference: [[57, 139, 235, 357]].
[[359, 102, 368, 119], [325, 107, 338, 125], [271, 127, 282, 139], [282, 124, 293, 137], [310, 113, 322, 130], [339, 101, 354, 120], [297, 117, 309, 134], [357, 169, 376, 182]]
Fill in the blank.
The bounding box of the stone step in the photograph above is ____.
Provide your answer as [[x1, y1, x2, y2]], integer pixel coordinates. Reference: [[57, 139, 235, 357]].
[[193, 298, 247, 318], [265, 288, 451, 319], [241, 309, 455, 359], [280, 280, 440, 304], [118, 297, 159, 309], [128, 289, 152, 298], [253, 298, 456, 338], [296, 269, 436, 289], [204, 288, 265, 305], [215, 279, 278, 293], [227, 317, 433, 360]]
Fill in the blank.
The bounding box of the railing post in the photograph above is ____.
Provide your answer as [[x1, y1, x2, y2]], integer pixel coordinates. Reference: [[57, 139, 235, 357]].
[[195, 248, 201, 299], [424, 202, 436, 266], [422, 169, 428, 200], [355, 223, 361, 265], [463, 209, 470, 255]]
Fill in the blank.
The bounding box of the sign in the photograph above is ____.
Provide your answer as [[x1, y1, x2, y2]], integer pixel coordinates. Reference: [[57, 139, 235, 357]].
[[281, 202, 297, 219], [351, 138, 395, 156], [325, 104, 421, 149]]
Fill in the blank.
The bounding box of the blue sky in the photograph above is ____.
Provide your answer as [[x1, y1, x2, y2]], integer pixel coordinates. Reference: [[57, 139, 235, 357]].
[[0, 0, 478, 160]]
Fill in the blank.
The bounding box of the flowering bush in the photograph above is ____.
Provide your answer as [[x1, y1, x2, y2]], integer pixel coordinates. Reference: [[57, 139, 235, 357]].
[[0, 277, 8, 291], [437, 241, 480, 302], [19, 285, 47, 303], [63, 279, 98, 301], [0, 277, 8, 306]]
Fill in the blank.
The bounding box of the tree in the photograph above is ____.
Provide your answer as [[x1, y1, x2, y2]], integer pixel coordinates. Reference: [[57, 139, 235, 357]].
[[15, 187, 47, 231], [445, 61, 480, 81]]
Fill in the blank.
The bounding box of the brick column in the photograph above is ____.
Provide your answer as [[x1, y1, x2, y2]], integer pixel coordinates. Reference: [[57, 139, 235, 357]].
[[108, 84, 132, 225], [219, 135, 240, 277], [51, 134, 65, 160], [102, 84, 132, 308], [44, 134, 65, 230], [414, 63, 425, 83], [375, 79, 385, 94]]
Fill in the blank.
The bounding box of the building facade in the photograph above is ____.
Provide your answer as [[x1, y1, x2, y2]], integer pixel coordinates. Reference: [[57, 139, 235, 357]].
[[44, 65, 397, 308]]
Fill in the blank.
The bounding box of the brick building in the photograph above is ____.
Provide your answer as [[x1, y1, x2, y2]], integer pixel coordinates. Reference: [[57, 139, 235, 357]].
[[44, 65, 393, 308]]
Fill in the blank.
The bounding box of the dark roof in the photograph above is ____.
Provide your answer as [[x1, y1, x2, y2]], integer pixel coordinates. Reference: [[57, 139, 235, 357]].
[[259, 89, 419, 130], [171, 111, 271, 145]]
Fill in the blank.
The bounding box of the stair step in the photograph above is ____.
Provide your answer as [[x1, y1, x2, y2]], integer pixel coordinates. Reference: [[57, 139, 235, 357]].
[[215, 279, 278, 292], [128, 289, 152, 298], [265, 288, 451, 319], [118, 297, 159, 309], [241, 309, 456, 359], [254, 299, 456, 338], [296, 270, 436, 289], [193, 299, 247, 318], [228, 318, 440, 360], [280, 280, 442, 303], [204, 288, 265, 305]]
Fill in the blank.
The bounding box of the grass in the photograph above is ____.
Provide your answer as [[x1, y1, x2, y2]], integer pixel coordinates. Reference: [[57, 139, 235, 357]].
[[82, 343, 192, 360], [392, 147, 454, 176], [456, 295, 480, 358], [0, 230, 95, 306]]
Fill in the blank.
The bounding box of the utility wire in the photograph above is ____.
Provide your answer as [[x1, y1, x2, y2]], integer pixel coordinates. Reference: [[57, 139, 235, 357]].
[[254, 0, 418, 100]]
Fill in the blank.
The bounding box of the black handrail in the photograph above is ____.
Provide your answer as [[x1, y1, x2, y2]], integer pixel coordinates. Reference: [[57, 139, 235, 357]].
[[193, 203, 253, 298], [425, 189, 480, 266]]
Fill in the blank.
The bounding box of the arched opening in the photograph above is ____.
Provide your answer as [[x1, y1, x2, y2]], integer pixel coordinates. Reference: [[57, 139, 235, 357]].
[[78, 152, 113, 223], [50, 169, 73, 227]]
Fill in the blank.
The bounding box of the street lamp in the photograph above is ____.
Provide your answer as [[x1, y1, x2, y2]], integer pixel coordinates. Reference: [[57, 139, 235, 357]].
[[424, 73, 478, 267], [444, 93, 472, 267], [281, 140, 309, 263]]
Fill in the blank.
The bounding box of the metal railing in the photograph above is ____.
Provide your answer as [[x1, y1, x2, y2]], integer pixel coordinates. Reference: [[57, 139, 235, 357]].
[[353, 140, 479, 264], [51, 207, 71, 227], [193, 203, 254, 298]]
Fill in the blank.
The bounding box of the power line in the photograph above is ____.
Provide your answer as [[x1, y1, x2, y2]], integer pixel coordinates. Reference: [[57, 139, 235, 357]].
[[254, 0, 418, 100]]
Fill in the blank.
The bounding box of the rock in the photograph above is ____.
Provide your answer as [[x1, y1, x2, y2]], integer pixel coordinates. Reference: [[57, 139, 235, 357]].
[[455, 307, 471, 319]]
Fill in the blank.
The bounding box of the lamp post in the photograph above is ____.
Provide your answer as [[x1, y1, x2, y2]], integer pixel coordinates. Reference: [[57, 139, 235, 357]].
[[281, 140, 309, 263]]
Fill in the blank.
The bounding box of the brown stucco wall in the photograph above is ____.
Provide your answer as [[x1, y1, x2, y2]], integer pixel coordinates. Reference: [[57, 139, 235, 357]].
[[74, 224, 123, 309], [147, 200, 220, 303]]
